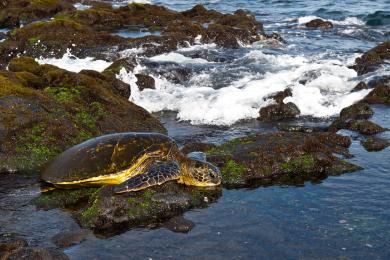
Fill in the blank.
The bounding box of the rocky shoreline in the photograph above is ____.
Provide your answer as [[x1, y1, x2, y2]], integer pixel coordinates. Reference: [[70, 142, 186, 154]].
[[0, 1, 389, 258]]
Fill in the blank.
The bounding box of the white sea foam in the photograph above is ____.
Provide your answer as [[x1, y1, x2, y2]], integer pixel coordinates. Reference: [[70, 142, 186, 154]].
[[149, 52, 212, 64], [119, 47, 145, 58], [36, 50, 112, 73], [297, 16, 365, 26], [177, 43, 217, 52], [111, 0, 152, 7], [73, 3, 91, 10], [117, 50, 370, 125]]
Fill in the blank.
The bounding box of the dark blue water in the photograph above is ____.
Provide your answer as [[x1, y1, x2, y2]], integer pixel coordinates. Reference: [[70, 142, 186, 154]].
[[1, 0, 390, 259]]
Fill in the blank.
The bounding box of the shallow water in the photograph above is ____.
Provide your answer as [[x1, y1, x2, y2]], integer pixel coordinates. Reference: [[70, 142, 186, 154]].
[[2, 0, 390, 259], [112, 28, 161, 38]]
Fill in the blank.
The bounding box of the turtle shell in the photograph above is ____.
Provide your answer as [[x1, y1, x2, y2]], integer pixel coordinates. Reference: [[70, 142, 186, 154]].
[[41, 133, 178, 186]]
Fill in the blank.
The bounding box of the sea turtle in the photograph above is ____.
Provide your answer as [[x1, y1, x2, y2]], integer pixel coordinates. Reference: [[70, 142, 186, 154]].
[[41, 133, 221, 193]]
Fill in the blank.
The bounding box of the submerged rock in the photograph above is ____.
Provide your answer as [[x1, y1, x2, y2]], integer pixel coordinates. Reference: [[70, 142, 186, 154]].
[[351, 41, 390, 75], [305, 19, 333, 29], [0, 236, 67, 260], [2, 247, 68, 260], [277, 124, 328, 133], [164, 216, 195, 233], [51, 230, 90, 248], [361, 137, 390, 152], [206, 132, 359, 187], [0, 56, 165, 173]]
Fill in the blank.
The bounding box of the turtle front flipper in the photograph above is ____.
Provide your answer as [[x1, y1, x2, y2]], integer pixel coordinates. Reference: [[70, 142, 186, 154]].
[[113, 160, 181, 193]]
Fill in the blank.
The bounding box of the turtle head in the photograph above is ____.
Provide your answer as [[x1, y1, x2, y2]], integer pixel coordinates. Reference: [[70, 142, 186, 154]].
[[181, 154, 221, 186]]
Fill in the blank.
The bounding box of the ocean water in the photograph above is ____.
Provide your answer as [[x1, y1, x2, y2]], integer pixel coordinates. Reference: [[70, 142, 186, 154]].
[[3, 0, 390, 259], [41, 0, 390, 125]]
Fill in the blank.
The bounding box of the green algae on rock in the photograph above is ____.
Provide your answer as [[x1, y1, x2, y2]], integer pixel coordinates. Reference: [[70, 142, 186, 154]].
[[33, 183, 221, 237], [0, 0, 75, 28], [207, 132, 360, 187], [0, 56, 165, 173], [0, 3, 272, 68], [361, 137, 390, 152]]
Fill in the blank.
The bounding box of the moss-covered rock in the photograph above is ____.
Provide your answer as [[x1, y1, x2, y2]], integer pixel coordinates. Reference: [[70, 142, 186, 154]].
[[181, 142, 216, 155], [363, 77, 390, 105], [0, 0, 75, 28], [258, 102, 300, 121], [361, 137, 390, 152], [331, 119, 387, 135], [207, 132, 360, 187], [33, 182, 221, 236], [0, 3, 272, 67], [0, 19, 127, 68], [339, 102, 374, 120], [0, 56, 165, 173]]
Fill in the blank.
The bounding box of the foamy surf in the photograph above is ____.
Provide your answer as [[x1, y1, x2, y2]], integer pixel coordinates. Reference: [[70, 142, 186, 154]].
[[296, 16, 365, 26], [149, 52, 213, 64], [117, 50, 371, 125], [36, 49, 112, 73]]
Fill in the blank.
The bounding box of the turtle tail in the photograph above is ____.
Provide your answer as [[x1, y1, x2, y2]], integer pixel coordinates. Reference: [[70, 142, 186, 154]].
[[112, 160, 181, 193]]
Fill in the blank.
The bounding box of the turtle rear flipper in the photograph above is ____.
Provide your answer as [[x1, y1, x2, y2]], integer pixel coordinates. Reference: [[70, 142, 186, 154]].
[[113, 160, 181, 193]]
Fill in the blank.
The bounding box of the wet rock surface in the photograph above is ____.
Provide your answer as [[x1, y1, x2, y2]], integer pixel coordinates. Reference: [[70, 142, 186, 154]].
[[259, 89, 300, 121], [351, 82, 370, 92], [206, 132, 359, 187], [0, 56, 165, 173], [0, 3, 271, 67], [259, 102, 300, 121], [135, 74, 155, 91], [362, 76, 390, 105], [361, 137, 390, 152], [339, 103, 374, 120], [277, 124, 328, 133], [351, 41, 390, 75], [181, 142, 217, 155], [305, 19, 333, 29], [330, 119, 386, 135], [33, 183, 221, 237]]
